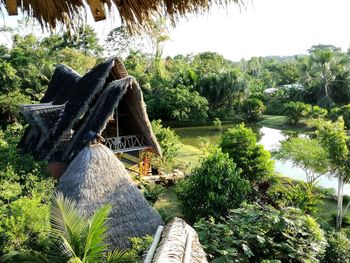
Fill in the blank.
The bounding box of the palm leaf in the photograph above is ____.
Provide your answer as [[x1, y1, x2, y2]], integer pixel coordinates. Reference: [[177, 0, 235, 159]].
[[50, 192, 89, 259], [83, 204, 112, 263], [106, 249, 135, 263]]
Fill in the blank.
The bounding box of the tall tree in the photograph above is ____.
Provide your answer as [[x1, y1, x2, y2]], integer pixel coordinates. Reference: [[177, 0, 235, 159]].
[[312, 117, 350, 229]]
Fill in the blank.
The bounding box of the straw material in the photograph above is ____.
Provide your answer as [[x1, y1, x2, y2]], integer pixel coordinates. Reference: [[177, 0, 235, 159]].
[[152, 217, 208, 263], [56, 143, 163, 249], [0, 0, 243, 33], [19, 57, 161, 164]]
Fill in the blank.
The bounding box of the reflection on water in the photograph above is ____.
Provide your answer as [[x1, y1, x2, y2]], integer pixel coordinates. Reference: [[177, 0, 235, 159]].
[[173, 124, 350, 195]]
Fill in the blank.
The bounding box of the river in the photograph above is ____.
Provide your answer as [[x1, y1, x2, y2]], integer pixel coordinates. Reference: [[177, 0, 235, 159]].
[[173, 124, 350, 195]]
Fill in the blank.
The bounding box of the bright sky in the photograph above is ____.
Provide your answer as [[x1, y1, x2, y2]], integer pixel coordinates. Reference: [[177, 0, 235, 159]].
[[1, 0, 350, 61], [162, 0, 350, 61]]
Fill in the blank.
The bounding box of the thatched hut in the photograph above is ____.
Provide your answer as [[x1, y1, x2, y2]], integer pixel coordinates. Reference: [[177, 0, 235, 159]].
[[0, 0, 243, 32], [56, 143, 163, 249], [19, 57, 161, 177], [145, 217, 208, 263]]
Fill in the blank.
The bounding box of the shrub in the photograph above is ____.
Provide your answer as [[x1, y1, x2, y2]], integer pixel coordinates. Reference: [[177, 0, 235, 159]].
[[213, 117, 222, 130], [283, 101, 311, 124], [329, 105, 350, 129], [176, 148, 250, 223], [241, 97, 265, 121], [151, 120, 180, 172], [140, 183, 166, 205], [310, 105, 328, 119], [195, 203, 327, 262], [220, 124, 274, 184], [323, 232, 350, 263]]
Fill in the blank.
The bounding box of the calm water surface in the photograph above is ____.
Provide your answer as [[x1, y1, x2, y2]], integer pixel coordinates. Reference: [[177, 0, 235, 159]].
[[173, 124, 350, 195]]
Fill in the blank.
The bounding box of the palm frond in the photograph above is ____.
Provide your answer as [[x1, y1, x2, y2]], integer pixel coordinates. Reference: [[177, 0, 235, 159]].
[[83, 204, 112, 262], [106, 249, 135, 263], [50, 192, 89, 258]]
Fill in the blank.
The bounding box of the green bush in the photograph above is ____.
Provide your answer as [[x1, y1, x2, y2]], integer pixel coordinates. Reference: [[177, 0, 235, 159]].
[[270, 181, 321, 214], [310, 105, 328, 119], [220, 124, 274, 184], [323, 232, 350, 263], [140, 183, 166, 205], [241, 97, 265, 121], [0, 125, 55, 256], [283, 101, 311, 124], [151, 120, 180, 171], [213, 117, 222, 130], [329, 105, 350, 129], [176, 148, 250, 223], [195, 203, 327, 262]]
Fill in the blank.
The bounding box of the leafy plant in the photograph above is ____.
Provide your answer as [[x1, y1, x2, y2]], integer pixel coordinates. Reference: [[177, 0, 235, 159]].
[[177, 148, 250, 223], [140, 183, 166, 205], [220, 124, 274, 184], [283, 101, 311, 124], [195, 203, 327, 262], [213, 117, 222, 130], [322, 231, 350, 263], [241, 97, 265, 121]]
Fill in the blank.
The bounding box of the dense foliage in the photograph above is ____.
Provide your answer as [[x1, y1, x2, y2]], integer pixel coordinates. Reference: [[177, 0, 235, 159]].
[[196, 203, 327, 263], [0, 125, 55, 256], [220, 124, 274, 184], [323, 231, 350, 263], [177, 148, 250, 223]]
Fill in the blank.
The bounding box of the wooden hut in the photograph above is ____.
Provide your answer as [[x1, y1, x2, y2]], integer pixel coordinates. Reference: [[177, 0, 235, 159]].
[[19, 58, 161, 178]]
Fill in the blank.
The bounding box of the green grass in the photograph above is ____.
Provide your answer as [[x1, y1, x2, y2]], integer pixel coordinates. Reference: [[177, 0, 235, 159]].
[[257, 115, 313, 133], [154, 185, 183, 223], [173, 143, 205, 172]]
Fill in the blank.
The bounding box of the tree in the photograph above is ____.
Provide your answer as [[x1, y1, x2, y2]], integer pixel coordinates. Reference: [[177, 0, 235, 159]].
[[275, 137, 329, 185], [220, 124, 274, 184], [177, 148, 250, 223], [241, 97, 265, 121], [283, 101, 311, 124], [312, 117, 350, 229], [195, 203, 327, 262]]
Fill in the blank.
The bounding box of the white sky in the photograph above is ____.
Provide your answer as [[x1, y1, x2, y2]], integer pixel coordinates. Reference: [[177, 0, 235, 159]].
[[1, 0, 350, 61]]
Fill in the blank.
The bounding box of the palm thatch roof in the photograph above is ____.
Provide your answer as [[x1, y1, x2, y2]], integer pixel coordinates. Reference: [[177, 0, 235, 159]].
[[150, 217, 207, 263], [19, 57, 161, 162], [56, 143, 163, 249], [0, 0, 243, 32]]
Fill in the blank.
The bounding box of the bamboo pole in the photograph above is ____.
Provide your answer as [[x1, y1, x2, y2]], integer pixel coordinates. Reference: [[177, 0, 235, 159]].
[[144, 225, 164, 263]]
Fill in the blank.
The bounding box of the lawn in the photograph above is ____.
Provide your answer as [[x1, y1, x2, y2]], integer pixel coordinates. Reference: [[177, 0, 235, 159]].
[[257, 115, 313, 133], [154, 185, 183, 223]]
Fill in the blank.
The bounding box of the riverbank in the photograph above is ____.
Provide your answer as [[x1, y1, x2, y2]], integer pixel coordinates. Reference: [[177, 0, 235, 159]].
[[257, 115, 313, 133]]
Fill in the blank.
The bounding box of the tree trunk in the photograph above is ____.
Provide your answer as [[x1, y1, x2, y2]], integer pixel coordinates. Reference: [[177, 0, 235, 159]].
[[336, 175, 344, 230]]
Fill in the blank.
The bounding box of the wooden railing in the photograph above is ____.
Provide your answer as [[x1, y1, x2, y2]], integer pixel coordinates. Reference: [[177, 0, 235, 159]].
[[104, 135, 149, 153]]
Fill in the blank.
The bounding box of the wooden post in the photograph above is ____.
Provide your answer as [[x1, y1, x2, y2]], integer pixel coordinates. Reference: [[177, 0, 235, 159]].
[[6, 0, 18, 16], [88, 0, 106, 21], [115, 108, 119, 138]]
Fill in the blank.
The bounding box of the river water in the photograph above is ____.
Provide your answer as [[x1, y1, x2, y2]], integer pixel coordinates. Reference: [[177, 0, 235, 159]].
[[173, 124, 350, 195]]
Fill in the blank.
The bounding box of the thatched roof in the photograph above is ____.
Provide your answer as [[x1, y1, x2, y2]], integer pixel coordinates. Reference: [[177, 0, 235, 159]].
[[19, 57, 161, 162], [56, 143, 163, 249], [150, 217, 208, 263], [0, 0, 243, 32]]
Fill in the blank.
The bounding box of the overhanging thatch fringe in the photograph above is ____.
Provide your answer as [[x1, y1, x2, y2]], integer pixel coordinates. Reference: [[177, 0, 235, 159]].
[[0, 0, 244, 33]]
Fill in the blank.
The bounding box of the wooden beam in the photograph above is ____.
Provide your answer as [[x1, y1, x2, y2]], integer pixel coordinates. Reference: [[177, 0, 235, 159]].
[[6, 0, 18, 16], [88, 0, 106, 22]]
